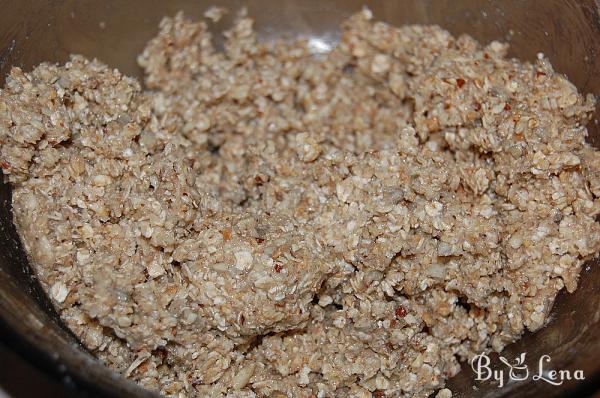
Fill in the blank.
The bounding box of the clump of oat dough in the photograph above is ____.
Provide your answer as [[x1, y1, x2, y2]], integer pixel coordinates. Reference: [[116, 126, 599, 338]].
[[1, 8, 600, 398]]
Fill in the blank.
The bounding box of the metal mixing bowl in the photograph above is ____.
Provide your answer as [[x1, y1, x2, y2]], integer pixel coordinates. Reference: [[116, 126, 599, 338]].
[[1, 1, 599, 397]]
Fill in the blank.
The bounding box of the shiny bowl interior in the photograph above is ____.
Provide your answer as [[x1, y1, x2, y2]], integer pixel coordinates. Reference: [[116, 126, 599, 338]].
[[1, 1, 599, 397]]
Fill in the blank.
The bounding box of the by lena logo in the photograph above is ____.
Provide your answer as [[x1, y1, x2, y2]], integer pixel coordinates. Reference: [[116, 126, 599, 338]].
[[470, 352, 585, 388]]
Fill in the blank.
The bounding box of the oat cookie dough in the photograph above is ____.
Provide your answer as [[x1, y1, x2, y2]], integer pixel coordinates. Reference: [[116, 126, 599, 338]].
[[2, 8, 600, 398]]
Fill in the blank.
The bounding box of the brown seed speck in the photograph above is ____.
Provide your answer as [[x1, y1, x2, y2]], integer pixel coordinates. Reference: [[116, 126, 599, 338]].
[[395, 306, 408, 318]]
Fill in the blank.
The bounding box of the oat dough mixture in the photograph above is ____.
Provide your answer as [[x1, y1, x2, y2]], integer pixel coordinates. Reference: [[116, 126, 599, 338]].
[[2, 8, 600, 398]]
